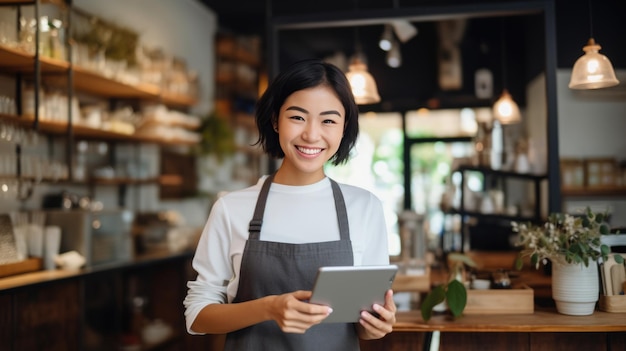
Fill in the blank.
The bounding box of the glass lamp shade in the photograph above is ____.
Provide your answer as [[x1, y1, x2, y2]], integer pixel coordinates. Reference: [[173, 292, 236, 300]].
[[569, 38, 619, 90], [492, 89, 521, 124], [346, 57, 381, 105], [379, 25, 393, 51]]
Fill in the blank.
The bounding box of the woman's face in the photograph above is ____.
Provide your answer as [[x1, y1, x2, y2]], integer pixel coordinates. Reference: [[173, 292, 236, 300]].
[[275, 85, 345, 184]]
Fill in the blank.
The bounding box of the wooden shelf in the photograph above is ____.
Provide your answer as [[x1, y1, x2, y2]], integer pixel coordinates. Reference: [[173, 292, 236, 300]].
[[0, 114, 198, 146], [0, 45, 69, 72], [561, 187, 626, 198], [159, 91, 198, 107], [71, 65, 158, 99], [0, 44, 197, 107]]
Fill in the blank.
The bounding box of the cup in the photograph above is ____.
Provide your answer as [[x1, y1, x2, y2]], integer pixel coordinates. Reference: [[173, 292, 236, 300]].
[[12, 225, 28, 260], [27, 224, 43, 257], [44, 225, 62, 270]]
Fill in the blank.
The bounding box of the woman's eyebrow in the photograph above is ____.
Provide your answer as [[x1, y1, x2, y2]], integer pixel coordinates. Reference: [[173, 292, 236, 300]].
[[285, 106, 308, 114], [320, 110, 342, 117], [285, 106, 342, 117]]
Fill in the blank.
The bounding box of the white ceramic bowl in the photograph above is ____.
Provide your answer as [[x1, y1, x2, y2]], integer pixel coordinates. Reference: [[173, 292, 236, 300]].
[[472, 279, 491, 290]]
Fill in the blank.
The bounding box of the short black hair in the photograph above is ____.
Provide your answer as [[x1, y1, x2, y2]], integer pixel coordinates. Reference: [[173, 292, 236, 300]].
[[254, 59, 359, 166]]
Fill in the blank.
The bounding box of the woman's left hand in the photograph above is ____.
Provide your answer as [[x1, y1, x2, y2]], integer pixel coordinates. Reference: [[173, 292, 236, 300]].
[[356, 289, 397, 340]]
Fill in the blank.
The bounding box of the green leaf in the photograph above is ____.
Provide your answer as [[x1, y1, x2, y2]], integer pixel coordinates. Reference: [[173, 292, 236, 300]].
[[446, 280, 467, 318], [515, 256, 524, 271], [531, 253, 539, 267], [582, 217, 591, 227], [420, 285, 446, 322], [595, 213, 604, 223], [599, 223, 610, 235], [614, 254, 625, 264]]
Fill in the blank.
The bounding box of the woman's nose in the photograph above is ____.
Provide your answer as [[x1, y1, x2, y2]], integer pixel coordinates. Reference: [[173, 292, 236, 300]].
[[302, 122, 321, 141]]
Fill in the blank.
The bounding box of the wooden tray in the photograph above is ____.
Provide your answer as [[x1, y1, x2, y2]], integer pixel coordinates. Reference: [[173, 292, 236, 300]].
[[464, 285, 534, 315], [0, 257, 42, 278], [599, 294, 626, 313]]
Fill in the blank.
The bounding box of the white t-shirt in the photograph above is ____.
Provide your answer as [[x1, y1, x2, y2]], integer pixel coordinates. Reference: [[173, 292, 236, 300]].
[[184, 176, 390, 334]]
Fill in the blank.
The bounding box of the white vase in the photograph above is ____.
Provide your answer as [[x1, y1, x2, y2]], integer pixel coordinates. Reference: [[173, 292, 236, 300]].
[[551, 260, 599, 315]]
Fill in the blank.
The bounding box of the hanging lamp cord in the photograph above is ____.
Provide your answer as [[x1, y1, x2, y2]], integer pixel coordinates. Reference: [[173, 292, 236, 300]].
[[353, 0, 362, 56], [500, 18, 507, 90], [587, 0, 593, 38]]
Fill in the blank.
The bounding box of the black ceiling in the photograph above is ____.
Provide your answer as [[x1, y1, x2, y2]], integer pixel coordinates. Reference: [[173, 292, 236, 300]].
[[200, 0, 528, 34], [200, 0, 626, 112]]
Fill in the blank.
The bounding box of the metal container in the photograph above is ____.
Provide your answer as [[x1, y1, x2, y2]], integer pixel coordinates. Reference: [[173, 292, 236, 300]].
[[45, 209, 134, 267]]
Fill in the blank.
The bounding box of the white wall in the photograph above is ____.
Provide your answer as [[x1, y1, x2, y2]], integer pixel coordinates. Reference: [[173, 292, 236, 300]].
[[556, 69, 626, 228], [76, 0, 216, 115], [557, 69, 626, 159]]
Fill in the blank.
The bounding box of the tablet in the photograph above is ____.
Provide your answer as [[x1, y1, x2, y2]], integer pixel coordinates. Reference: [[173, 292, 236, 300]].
[[309, 264, 398, 323]]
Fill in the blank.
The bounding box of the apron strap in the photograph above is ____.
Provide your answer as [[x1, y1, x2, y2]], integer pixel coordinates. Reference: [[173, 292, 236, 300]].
[[248, 174, 350, 241], [329, 178, 350, 240], [248, 173, 275, 239]]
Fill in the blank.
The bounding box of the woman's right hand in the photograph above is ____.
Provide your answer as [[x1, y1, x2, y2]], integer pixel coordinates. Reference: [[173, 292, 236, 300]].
[[267, 290, 333, 333]]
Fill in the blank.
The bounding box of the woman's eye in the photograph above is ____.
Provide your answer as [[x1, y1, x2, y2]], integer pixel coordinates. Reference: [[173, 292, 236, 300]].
[[323, 119, 337, 124], [289, 115, 304, 121]]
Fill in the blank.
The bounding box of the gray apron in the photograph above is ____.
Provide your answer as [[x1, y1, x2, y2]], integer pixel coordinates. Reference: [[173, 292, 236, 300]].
[[224, 174, 359, 351]]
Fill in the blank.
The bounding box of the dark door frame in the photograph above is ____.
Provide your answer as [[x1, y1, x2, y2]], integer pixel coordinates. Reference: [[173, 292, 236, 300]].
[[266, 0, 561, 214]]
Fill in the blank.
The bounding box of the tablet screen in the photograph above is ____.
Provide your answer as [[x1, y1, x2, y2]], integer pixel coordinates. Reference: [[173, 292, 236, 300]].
[[309, 264, 398, 323]]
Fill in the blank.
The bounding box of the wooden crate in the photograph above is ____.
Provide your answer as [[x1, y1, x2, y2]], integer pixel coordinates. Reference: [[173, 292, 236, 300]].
[[0, 258, 42, 278], [599, 295, 626, 313], [560, 158, 585, 190], [585, 157, 618, 189], [464, 285, 534, 315]]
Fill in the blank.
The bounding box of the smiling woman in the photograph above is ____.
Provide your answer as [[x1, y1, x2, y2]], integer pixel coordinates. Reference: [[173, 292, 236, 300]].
[[184, 59, 396, 350]]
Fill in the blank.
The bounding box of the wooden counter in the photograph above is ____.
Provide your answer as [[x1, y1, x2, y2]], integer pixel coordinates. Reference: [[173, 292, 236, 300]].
[[362, 255, 626, 351], [0, 249, 214, 351], [394, 308, 626, 332], [382, 261, 625, 351], [0, 249, 192, 292], [360, 308, 626, 351]]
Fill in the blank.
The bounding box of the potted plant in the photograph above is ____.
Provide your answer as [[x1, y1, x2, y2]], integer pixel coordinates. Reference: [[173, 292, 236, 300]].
[[512, 208, 625, 315], [419, 253, 474, 321]]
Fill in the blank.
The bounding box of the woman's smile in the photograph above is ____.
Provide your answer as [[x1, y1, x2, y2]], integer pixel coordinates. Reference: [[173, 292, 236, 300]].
[[296, 146, 324, 156]]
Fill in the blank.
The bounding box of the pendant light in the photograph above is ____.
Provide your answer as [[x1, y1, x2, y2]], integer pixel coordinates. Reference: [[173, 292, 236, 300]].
[[493, 89, 520, 124], [568, 1, 619, 89], [379, 24, 393, 51], [346, 27, 381, 105], [492, 19, 520, 125]]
